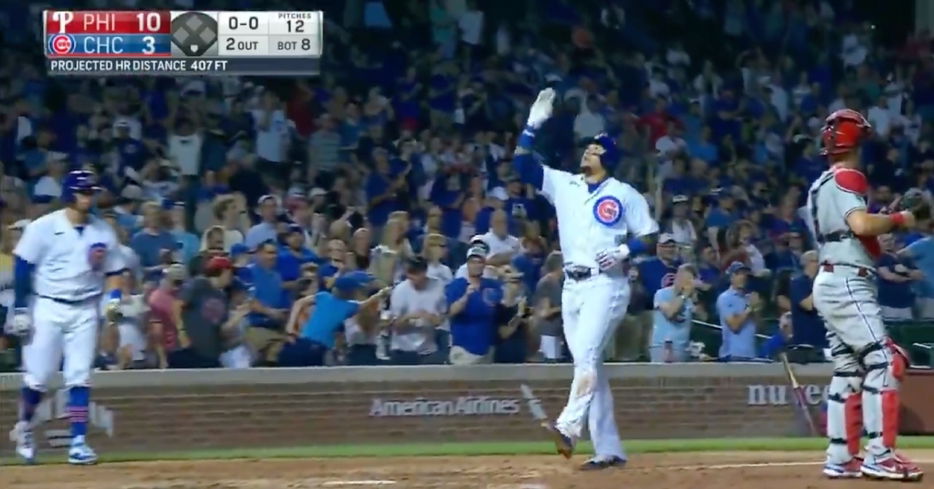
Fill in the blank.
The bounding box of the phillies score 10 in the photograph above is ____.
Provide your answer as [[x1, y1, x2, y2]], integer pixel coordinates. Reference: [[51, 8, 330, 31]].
[[43, 10, 171, 57]]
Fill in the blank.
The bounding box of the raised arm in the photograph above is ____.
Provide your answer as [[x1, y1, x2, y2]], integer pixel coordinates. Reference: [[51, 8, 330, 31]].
[[513, 88, 559, 192]]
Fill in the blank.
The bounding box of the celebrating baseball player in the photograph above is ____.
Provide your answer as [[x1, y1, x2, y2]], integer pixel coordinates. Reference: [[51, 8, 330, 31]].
[[7, 170, 126, 465], [806, 109, 924, 481], [513, 88, 658, 470]]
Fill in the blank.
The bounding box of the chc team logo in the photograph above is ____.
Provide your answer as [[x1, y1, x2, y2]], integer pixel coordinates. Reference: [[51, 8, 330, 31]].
[[593, 196, 623, 226], [47, 34, 76, 55]]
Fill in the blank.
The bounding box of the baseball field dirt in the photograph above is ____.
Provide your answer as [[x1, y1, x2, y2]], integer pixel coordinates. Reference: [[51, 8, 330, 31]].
[[3, 450, 934, 488]]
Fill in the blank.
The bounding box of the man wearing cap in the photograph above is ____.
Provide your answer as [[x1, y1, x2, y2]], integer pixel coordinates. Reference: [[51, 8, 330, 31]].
[[623, 233, 681, 361], [667, 195, 697, 248], [388, 257, 446, 365], [445, 243, 505, 365], [278, 224, 320, 293], [650, 264, 698, 363], [715, 262, 760, 361], [283, 271, 391, 366], [174, 256, 250, 368], [454, 235, 496, 279], [245, 195, 281, 250], [513, 88, 659, 469]]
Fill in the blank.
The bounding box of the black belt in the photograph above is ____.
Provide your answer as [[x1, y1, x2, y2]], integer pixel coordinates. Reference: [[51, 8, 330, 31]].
[[38, 295, 99, 305], [564, 266, 598, 281], [819, 230, 856, 242], [821, 262, 874, 278]]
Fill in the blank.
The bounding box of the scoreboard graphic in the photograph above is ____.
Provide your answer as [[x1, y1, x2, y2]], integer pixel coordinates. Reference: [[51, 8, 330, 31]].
[[43, 10, 322, 76]]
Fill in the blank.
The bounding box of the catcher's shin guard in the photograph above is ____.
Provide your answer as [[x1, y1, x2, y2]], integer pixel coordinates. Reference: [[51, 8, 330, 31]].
[[860, 339, 907, 459], [826, 370, 863, 462]]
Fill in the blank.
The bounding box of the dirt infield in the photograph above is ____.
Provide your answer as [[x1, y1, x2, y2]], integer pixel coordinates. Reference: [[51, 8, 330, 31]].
[[2, 450, 933, 488]]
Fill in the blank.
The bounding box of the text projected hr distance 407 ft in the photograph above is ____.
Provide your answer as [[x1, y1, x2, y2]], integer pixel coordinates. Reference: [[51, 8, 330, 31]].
[[45, 10, 323, 76]]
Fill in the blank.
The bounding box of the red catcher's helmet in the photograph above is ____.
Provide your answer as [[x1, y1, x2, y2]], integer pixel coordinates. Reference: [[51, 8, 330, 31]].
[[820, 108, 871, 156]]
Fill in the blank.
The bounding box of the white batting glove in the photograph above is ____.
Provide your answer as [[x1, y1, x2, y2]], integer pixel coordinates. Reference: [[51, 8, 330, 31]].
[[595, 245, 630, 271], [6, 308, 31, 337], [526, 88, 556, 129]]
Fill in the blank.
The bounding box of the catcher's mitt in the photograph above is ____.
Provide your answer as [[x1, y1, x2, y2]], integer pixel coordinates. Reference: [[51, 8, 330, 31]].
[[895, 188, 931, 221]]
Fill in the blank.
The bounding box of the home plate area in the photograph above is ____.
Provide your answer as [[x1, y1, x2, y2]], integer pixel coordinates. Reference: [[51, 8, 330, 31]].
[[3, 451, 933, 488]]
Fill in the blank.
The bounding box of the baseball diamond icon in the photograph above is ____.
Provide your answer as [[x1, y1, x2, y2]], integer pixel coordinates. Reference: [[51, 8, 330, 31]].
[[171, 12, 217, 57]]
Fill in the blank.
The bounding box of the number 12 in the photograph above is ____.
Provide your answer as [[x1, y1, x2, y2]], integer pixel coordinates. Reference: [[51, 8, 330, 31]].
[[287, 19, 305, 32]]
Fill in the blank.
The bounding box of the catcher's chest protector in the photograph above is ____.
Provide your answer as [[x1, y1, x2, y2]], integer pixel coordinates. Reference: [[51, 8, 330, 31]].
[[806, 169, 876, 268]]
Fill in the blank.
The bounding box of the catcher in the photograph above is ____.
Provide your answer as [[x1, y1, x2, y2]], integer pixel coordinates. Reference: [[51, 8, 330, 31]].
[[806, 108, 926, 482]]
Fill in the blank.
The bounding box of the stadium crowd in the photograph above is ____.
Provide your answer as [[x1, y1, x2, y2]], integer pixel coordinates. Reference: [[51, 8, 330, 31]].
[[0, 0, 933, 370]]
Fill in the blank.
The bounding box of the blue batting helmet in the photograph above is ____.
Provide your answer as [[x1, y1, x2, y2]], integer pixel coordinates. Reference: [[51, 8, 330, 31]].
[[591, 133, 620, 173], [61, 170, 101, 203]]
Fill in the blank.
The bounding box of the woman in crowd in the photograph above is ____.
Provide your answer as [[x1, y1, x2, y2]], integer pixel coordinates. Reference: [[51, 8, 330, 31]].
[[349, 227, 373, 271], [422, 232, 453, 284], [370, 217, 412, 286]]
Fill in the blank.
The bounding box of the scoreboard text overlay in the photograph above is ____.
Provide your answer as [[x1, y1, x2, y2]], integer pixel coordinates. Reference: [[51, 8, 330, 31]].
[[43, 10, 322, 76]]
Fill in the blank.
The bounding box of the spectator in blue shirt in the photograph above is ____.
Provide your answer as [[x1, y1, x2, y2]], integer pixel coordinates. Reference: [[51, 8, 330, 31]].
[[130, 201, 178, 283], [877, 234, 922, 322], [279, 272, 390, 366], [788, 251, 827, 349], [169, 201, 200, 266], [245, 195, 280, 250], [651, 264, 698, 362], [243, 240, 291, 365], [445, 243, 504, 365], [512, 236, 546, 294], [901, 234, 934, 320], [278, 223, 320, 292], [230, 243, 253, 285], [366, 148, 404, 227], [716, 262, 761, 361]]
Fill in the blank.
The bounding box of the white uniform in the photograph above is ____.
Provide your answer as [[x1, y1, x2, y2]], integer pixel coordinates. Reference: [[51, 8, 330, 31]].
[[541, 166, 658, 459], [15, 210, 125, 391]]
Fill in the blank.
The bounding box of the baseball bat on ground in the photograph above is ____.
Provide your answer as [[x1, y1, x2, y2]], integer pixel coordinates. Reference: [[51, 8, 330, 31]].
[[693, 319, 820, 436], [779, 351, 821, 436]]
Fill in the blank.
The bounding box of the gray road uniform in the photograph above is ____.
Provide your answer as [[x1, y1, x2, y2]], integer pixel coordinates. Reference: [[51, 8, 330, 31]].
[[806, 166, 903, 465]]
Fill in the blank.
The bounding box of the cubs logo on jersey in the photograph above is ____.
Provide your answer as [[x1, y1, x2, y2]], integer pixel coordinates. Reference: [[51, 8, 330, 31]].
[[593, 196, 623, 226], [87, 242, 107, 271]]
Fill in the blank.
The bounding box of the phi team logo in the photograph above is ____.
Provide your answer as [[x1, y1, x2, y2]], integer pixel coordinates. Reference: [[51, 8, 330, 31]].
[[593, 196, 623, 227], [88, 242, 107, 271], [47, 34, 76, 55]]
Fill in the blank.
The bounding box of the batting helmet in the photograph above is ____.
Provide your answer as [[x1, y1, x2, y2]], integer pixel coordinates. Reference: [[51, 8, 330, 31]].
[[61, 170, 101, 203], [591, 132, 620, 173], [820, 108, 871, 156]]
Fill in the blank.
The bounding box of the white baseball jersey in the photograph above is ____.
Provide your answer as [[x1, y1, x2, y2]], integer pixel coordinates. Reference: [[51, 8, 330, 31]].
[[14, 209, 126, 302], [541, 167, 658, 268]]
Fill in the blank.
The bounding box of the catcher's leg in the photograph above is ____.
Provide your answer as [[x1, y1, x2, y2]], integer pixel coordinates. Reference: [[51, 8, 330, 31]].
[[822, 332, 863, 478], [835, 276, 921, 480]]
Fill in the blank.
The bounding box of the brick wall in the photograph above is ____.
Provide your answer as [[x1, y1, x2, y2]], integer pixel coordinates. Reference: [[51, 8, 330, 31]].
[[0, 366, 851, 453]]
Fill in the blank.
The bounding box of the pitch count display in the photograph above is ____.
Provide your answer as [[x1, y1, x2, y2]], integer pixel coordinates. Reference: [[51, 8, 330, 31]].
[[44, 10, 322, 76]]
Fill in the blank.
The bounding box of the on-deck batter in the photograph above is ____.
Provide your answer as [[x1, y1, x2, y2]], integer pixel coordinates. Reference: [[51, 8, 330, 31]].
[[8, 170, 126, 465], [513, 89, 658, 470], [806, 109, 923, 481]]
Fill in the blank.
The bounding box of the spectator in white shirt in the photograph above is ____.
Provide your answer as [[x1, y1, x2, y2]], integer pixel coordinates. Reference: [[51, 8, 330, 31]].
[[168, 118, 203, 178], [388, 257, 447, 364], [252, 90, 291, 185], [423, 232, 454, 285], [481, 209, 521, 265], [868, 96, 893, 138], [655, 121, 687, 163], [32, 156, 67, 201], [667, 194, 697, 249], [573, 96, 607, 142], [458, 0, 484, 47]]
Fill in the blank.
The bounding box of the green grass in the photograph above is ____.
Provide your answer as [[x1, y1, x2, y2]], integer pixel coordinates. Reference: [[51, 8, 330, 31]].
[[6, 437, 934, 465]]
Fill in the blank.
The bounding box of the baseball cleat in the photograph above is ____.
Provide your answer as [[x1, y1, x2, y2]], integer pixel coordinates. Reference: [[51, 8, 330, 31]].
[[13, 421, 36, 465], [540, 421, 574, 459], [861, 454, 923, 481], [580, 456, 626, 471], [67, 436, 98, 465], [822, 457, 862, 479]]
